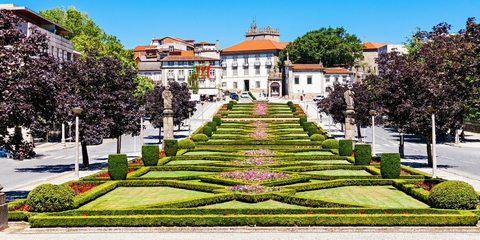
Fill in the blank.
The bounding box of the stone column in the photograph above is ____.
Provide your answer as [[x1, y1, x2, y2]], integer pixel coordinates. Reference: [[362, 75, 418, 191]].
[[0, 184, 7, 230], [162, 86, 174, 147], [345, 107, 356, 140]]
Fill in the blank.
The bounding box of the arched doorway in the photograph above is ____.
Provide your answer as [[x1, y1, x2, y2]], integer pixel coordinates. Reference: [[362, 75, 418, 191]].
[[270, 82, 280, 97]]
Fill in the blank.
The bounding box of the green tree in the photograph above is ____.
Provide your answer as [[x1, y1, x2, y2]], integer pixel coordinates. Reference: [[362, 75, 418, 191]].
[[39, 6, 134, 67], [278, 27, 363, 68], [187, 72, 199, 94], [133, 75, 155, 105]]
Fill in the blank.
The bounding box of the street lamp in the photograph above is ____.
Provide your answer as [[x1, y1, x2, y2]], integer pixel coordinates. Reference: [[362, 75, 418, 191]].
[[188, 107, 193, 137], [369, 110, 377, 156], [72, 107, 83, 180], [139, 107, 145, 147], [428, 106, 437, 178], [201, 102, 204, 122]]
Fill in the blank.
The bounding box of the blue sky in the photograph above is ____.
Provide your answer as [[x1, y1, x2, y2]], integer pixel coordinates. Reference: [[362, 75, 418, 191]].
[[9, 0, 480, 49]]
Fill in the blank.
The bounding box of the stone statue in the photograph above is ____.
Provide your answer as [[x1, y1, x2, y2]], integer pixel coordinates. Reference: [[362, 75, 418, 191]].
[[162, 86, 173, 109], [344, 85, 354, 109]]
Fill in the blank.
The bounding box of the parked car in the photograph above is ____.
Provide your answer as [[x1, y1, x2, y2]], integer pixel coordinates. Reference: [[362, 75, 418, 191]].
[[240, 92, 250, 98], [230, 93, 239, 101], [313, 95, 325, 101]]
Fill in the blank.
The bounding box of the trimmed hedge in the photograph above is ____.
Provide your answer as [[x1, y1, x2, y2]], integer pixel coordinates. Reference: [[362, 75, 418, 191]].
[[207, 121, 217, 132], [321, 139, 339, 149], [299, 117, 307, 126], [354, 144, 371, 165], [307, 126, 317, 136], [380, 153, 401, 179], [428, 180, 478, 210], [108, 154, 128, 180], [192, 133, 209, 142], [338, 139, 353, 156], [213, 116, 222, 126], [203, 126, 213, 137], [164, 139, 178, 156], [142, 145, 159, 166], [310, 134, 326, 142], [178, 138, 195, 149], [26, 184, 75, 212]]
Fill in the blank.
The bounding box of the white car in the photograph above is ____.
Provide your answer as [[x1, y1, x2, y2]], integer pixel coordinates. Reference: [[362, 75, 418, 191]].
[[313, 95, 325, 101], [240, 92, 250, 98]]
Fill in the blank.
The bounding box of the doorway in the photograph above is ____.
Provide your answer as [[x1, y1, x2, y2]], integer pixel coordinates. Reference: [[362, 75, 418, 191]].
[[244, 80, 249, 91]]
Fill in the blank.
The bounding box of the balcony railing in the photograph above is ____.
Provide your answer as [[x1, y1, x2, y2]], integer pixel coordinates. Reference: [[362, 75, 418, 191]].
[[232, 61, 238, 67], [243, 62, 249, 67], [167, 74, 175, 79], [265, 60, 272, 66], [221, 62, 227, 67], [178, 74, 185, 80], [254, 60, 261, 66]]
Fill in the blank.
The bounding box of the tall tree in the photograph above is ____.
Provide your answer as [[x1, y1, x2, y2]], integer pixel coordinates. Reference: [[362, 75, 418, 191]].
[[366, 18, 480, 167], [64, 50, 140, 167], [144, 82, 196, 142], [133, 74, 155, 106], [0, 10, 70, 149], [277, 27, 363, 68]]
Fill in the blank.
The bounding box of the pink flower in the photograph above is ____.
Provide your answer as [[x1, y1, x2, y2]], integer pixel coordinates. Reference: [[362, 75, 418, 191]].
[[243, 149, 276, 155], [227, 184, 282, 194], [253, 103, 268, 116], [220, 169, 290, 181]]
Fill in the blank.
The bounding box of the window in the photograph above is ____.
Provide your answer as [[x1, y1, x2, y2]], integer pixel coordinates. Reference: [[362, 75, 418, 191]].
[[233, 68, 238, 75], [325, 75, 330, 82], [179, 70, 184, 76], [233, 82, 238, 89], [266, 66, 271, 74], [294, 76, 299, 85], [307, 76, 312, 84], [255, 67, 260, 75], [222, 69, 226, 76], [255, 81, 260, 88], [210, 69, 215, 77], [222, 82, 227, 87], [168, 70, 174, 77], [244, 68, 249, 76], [189, 70, 193, 76]]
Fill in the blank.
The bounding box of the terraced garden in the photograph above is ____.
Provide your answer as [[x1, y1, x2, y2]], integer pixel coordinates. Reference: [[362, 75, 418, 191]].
[[7, 101, 480, 227]]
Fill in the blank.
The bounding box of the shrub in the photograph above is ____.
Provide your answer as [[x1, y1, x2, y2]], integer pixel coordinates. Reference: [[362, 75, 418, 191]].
[[338, 139, 353, 156], [290, 106, 296, 112], [299, 117, 307, 126], [227, 103, 233, 110], [164, 139, 178, 156], [307, 126, 317, 136], [310, 134, 326, 142], [221, 112, 228, 117], [142, 145, 159, 166], [203, 126, 213, 137], [207, 121, 217, 131], [178, 138, 195, 150], [212, 116, 222, 126], [354, 144, 371, 165], [321, 139, 339, 149], [287, 101, 293, 106], [380, 152, 401, 178], [108, 154, 128, 180], [192, 133, 209, 142], [428, 180, 478, 210], [302, 121, 311, 131], [26, 184, 75, 212]]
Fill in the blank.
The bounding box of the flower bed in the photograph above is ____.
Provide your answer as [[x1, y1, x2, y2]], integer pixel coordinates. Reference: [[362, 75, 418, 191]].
[[242, 149, 276, 155], [253, 103, 268, 116], [68, 182, 103, 195], [95, 168, 136, 178], [413, 180, 437, 191], [231, 157, 282, 165], [220, 169, 290, 181], [227, 184, 282, 194]]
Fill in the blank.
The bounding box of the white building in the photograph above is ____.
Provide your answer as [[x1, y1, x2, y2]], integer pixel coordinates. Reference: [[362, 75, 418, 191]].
[[221, 21, 288, 96]]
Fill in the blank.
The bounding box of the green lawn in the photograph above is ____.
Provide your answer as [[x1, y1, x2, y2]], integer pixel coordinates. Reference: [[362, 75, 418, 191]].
[[199, 199, 308, 209], [296, 186, 430, 208], [140, 171, 216, 177], [166, 160, 222, 165], [294, 151, 333, 155], [184, 151, 224, 155], [79, 187, 213, 210], [300, 160, 351, 165], [305, 170, 371, 176]]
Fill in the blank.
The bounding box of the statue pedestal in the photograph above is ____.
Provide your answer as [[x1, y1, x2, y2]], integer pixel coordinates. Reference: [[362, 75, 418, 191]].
[[345, 108, 355, 141], [0, 184, 7, 230], [163, 109, 174, 142]]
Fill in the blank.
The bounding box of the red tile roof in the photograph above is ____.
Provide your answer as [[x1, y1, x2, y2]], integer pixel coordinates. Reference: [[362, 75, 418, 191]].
[[160, 56, 220, 61], [134, 45, 156, 51], [362, 42, 387, 50], [293, 64, 322, 69], [195, 41, 214, 45], [222, 40, 288, 52], [323, 68, 352, 74]]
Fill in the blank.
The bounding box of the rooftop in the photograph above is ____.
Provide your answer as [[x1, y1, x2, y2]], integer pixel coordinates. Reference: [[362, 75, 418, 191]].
[[222, 39, 288, 53]]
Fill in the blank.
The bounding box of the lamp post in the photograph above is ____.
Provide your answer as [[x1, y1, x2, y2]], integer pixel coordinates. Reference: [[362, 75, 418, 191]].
[[67, 121, 72, 143], [61, 123, 66, 148], [201, 102, 204, 122], [369, 110, 377, 156], [139, 107, 145, 147], [428, 106, 437, 178], [188, 108, 193, 137], [72, 107, 83, 180]]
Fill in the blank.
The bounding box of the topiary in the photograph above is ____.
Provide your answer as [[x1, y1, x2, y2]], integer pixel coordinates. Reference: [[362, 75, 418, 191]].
[[203, 126, 212, 137], [354, 144, 371, 165], [302, 121, 311, 131], [192, 133, 208, 142], [26, 184, 75, 212], [299, 117, 307, 126], [338, 139, 353, 156], [290, 106, 296, 112], [307, 126, 317, 136], [428, 180, 478, 210], [310, 134, 326, 142], [164, 139, 178, 156], [213, 116, 222, 126], [108, 154, 128, 180], [287, 101, 293, 106], [321, 139, 339, 149], [178, 138, 195, 149], [227, 103, 233, 110], [207, 121, 217, 131], [142, 145, 159, 166], [380, 152, 400, 178]]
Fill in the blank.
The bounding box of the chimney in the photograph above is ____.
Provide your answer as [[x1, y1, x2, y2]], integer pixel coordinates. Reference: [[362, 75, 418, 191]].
[[216, 40, 219, 52]]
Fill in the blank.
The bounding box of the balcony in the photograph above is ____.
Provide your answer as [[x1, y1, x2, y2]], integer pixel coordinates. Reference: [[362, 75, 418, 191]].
[[232, 61, 238, 67], [167, 74, 175, 80], [221, 62, 227, 67], [254, 60, 261, 66], [243, 62, 249, 67], [178, 74, 185, 80], [265, 60, 272, 66]]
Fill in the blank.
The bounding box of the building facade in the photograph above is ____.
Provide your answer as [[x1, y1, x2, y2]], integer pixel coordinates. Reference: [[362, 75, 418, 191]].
[[355, 41, 406, 82], [0, 4, 74, 61], [221, 21, 288, 96]]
